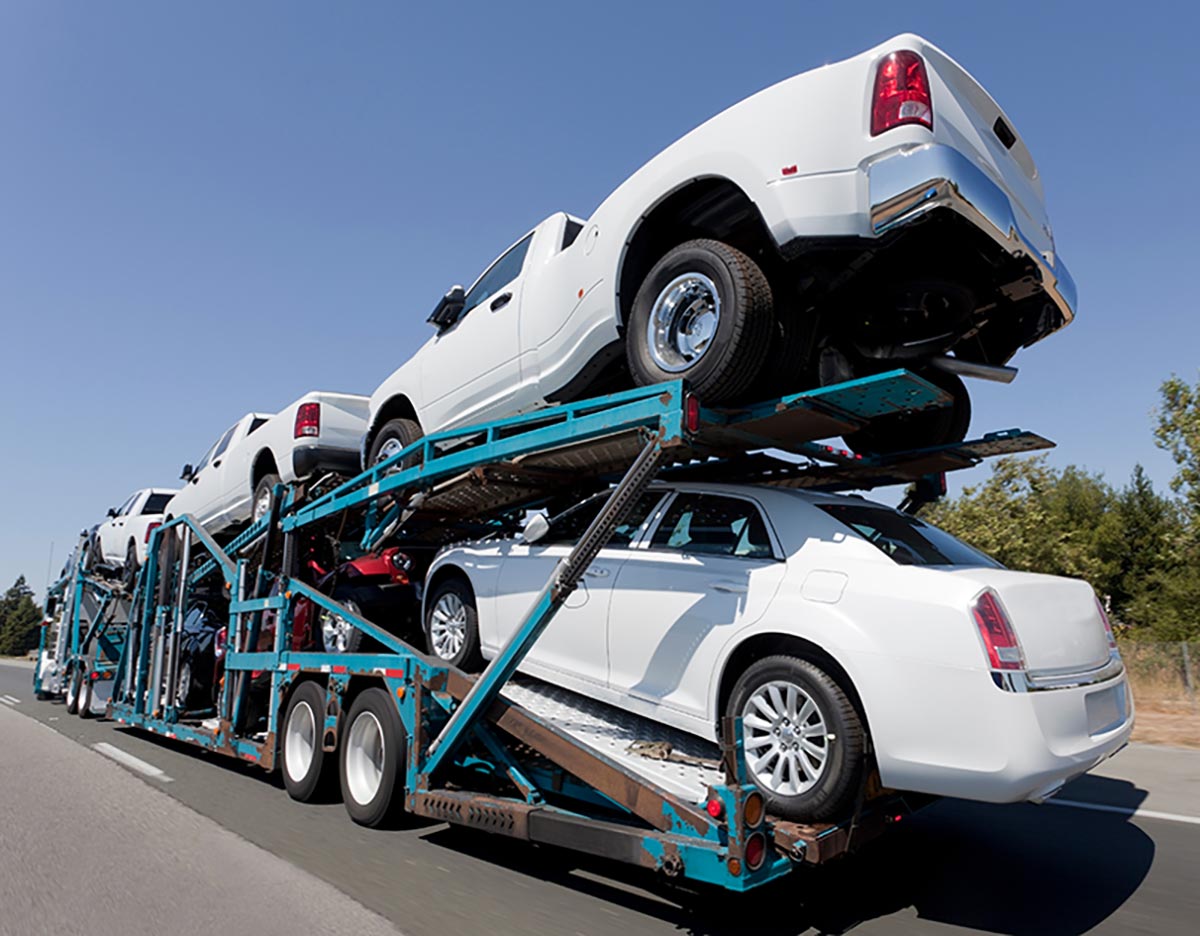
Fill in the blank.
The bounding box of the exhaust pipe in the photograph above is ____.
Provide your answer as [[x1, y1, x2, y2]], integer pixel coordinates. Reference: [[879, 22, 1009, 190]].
[[930, 355, 1018, 384]]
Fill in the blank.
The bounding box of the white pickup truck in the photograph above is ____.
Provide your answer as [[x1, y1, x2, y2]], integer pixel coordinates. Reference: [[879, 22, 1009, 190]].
[[165, 391, 369, 536]]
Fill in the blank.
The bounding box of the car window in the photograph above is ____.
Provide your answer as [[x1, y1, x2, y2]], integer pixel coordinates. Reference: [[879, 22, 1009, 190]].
[[817, 503, 1004, 568], [650, 494, 774, 559], [197, 424, 238, 473], [540, 491, 667, 548], [463, 233, 533, 313], [116, 493, 139, 516], [142, 493, 173, 515]]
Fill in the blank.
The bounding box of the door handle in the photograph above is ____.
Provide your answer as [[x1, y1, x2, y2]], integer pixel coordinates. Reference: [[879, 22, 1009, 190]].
[[585, 566, 609, 578], [490, 292, 512, 311], [711, 581, 747, 594]]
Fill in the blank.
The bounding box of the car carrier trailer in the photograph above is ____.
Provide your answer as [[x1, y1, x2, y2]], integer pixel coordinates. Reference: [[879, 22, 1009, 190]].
[[94, 371, 1049, 891]]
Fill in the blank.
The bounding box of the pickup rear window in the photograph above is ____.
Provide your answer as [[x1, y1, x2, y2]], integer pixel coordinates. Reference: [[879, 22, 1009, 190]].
[[142, 493, 173, 515], [818, 503, 1002, 568]]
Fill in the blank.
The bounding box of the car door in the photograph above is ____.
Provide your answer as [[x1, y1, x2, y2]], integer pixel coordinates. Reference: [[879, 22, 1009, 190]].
[[182, 423, 239, 528], [420, 232, 532, 429], [605, 491, 787, 721], [488, 490, 668, 687], [99, 492, 139, 562]]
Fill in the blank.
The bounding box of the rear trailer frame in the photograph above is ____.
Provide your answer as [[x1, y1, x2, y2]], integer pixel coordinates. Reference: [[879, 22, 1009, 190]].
[[105, 373, 1050, 891]]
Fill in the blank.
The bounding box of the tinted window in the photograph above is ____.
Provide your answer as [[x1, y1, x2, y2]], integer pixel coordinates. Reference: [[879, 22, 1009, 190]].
[[463, 234, 533, 313], [116, 493, 139, 516], [142, 493, 173, 515], [818, 503, 1003, 568], [541, 491, 667, 548], [197, 424, 238, 473], [650, 494, 774, 559]]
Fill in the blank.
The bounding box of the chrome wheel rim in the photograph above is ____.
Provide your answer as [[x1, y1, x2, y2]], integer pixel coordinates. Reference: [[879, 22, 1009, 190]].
[[285, 700, 317, 783], [253, 487, 272, 522], [175, 661, 190, 709], [375, 437, 404, 466], [66, 673, 78, 709], [429, 592, 467, 661], [345, 710, 385, 806], [647, 273, 721, 373], [319, 600, 360, 654], [742, 680, 829, 796]]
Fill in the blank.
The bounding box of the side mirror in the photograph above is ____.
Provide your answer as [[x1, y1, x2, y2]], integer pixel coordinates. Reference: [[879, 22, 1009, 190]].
[[106, 507, 118, 518], [180, 464, 195, 482], [427, 285, 466, 330], [520, 513, 550, 545]]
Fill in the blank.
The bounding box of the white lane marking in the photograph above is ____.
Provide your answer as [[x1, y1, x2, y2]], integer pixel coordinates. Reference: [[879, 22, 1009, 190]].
[[1049, 798, 1200, 826], [0, 698, 13, 706], [2, 695, 19, 703], [92, 742, 174, 782]]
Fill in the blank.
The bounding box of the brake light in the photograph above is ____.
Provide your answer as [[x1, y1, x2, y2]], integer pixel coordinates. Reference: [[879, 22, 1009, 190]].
[[1096, 596, 1118, 652], [972, 589, 1024, 671], [294, 402, 320, 439], [144, 522, 160, 544], [744, 831, 768, 871], [871, 50, 932, 136]]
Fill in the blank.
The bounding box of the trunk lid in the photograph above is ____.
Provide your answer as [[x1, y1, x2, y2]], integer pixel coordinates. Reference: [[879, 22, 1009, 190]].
[[945, 568, 1109, 672]]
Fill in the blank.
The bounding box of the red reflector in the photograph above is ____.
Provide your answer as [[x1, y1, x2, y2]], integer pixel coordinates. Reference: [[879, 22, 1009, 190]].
[[744, 831, 767, 871], [685, 394, 701, 433], [90, 671, 99, 681], [871, 50, 933, 136], [294, 402, 321, 439], [706, 798, 725, 819], [144, 521, 161, 544], [972, 590, 1025, 671], [781, 165, 798, 176]]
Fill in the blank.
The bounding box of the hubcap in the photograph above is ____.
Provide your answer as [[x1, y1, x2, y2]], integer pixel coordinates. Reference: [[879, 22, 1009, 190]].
[[429, 592, 467, 661], [375, 437, 404, 466], [647, 273, 721, 373], [319, 600, 361, 654], [253, 487, 272, 522], [345, 710, 385, 806], [742, 680, 829, 796], [285, 700, 317, 783]]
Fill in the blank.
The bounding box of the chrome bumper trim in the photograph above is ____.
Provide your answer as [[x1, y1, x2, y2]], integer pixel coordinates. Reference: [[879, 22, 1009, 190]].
[[868, 144, 1077, 327], [991, 651, 1125, 693]]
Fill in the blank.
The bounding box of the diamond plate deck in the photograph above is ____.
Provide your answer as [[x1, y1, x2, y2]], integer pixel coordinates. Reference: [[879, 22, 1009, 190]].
[[501, 678, 725, 804]]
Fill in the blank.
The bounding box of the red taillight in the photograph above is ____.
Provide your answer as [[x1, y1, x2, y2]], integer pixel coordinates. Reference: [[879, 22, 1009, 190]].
[[1096, 596, 1118, 652], [685, 394, 701, 434], [294, 402, 320, 439], [744, 831, 767, 871], [215, 627, 227, 657], [972, 589, 1024, 671], [705, 797, 724, 820], [144, 522, 161, 544], [871, 50, 933, 136]]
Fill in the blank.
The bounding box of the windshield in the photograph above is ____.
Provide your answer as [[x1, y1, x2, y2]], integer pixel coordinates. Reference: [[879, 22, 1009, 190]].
[[818, 502, 1003, 568]]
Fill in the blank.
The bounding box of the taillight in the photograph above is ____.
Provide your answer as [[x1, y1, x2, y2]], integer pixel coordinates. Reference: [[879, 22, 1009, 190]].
[[144, 522, 161, 544], [294, 402, 320, 439], [1096, 596, 1118, 652], [685, 394, 701, 433], [744, 831, 768, 871], [972, 589, 1025, 671], [871, 50, 933, 136]]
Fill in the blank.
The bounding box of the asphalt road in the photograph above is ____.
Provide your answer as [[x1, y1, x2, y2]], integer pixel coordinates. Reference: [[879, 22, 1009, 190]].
[[4, 659, 1198, 936]]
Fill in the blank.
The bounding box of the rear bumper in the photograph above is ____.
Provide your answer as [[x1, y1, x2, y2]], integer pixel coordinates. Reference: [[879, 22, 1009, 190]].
[[292, 444, 361, 480], [867, 143, 1077, 328]]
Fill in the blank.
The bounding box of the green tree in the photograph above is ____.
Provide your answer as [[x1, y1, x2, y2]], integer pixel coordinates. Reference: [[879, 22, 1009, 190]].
[[0, 575, 43, 656], [1154, 372, 1200, 520]]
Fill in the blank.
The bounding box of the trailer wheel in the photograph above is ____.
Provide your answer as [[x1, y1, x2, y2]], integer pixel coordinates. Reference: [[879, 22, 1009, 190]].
[[78, 675, 93, 718], [65, 668, 81, 715], [367, 418, 424, 471], [282, 681, 337, 802], [424, 576, 483, 672], [727, 655, 865, 822], [340, 687, 407, 827], [626, 239, 773, 404]]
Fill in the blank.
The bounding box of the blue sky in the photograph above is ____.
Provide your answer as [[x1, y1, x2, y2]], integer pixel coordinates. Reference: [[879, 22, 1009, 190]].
[[1, 1, 1197, 596]]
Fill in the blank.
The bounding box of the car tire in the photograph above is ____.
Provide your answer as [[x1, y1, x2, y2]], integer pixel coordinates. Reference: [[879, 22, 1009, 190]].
[[282, 681, 337, 803], [252, 473, 282, 524], [123, 540, 139, 592], [65, 668, 81, 715], [175, 658, 193, 710], [340, 687, 408, 827], [424, 576, 483, 672], [727, 655, 865, 822], [317, 591, 368, 655], [367, 418, 424, 471], [843, 369, 971, 456], [626, 239, 773, 404], [78, 674, 94, 718]]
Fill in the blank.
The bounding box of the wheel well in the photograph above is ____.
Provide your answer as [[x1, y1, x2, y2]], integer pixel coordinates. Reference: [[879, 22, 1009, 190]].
[[423, 564, 473, 617], [617, 177, 774, 326], [251, 449, 279, 490], [715, 633, 871, 738], [367, 396, 420, 461]]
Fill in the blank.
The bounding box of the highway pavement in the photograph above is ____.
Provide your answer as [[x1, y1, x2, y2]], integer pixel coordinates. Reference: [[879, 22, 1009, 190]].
[[3, 659, 1197, 935]]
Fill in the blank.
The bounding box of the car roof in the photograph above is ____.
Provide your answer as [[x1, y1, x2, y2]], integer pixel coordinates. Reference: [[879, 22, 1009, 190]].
[[647, 479, 886, 510]]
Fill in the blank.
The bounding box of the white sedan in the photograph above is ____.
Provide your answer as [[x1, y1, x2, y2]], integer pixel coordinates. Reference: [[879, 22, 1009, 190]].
[[422, 482, 1131, 821], [90, 488, 177, 585], [364, 32, 1075, 464]]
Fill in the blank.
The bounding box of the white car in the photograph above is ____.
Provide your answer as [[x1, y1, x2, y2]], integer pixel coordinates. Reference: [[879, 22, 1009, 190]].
[[364, 32, 1075, 465], [90, 488, 177, 583], [422, 482, 1131, 821], [165, 391, 369, 536]]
